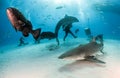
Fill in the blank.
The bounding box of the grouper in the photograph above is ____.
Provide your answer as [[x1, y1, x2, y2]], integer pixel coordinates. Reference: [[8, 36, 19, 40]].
[[6, 7, 41, 40]]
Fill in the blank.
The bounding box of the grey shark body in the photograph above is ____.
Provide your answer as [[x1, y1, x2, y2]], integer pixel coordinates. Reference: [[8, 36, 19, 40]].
[[40, 31, 56, 40], [59, 40, 104, 61]]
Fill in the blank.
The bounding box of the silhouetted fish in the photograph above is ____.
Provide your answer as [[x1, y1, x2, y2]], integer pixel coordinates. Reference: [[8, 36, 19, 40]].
[[55, 15, 79, 45], [40, 31, 56, 40], [6, 7, 41, 40], [56, 6, 63, 9], [94, 3, 120, 14]]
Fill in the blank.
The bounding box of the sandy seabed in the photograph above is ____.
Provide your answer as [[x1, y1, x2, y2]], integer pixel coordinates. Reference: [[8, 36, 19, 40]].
[[0, 38, 120, 78]]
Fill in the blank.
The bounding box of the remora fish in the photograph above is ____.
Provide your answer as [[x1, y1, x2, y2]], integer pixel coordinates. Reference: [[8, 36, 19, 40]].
[[58, 38, 105, 63], [55, 15, 79, 45], [6, 7, 41, 40]]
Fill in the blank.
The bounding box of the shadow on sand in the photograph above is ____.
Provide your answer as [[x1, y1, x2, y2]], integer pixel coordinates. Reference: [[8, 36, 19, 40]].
[[59, 60, 106, 72]]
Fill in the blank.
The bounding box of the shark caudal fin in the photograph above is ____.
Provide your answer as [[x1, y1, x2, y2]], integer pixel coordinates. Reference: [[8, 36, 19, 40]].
[[31, 28, 41, 40], [56, 37, 60, 45]]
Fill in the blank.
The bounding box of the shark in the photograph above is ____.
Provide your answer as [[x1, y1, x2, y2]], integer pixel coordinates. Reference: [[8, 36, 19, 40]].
[[55, 15, 79, 45], [58, 36, 105, 63], [94, 2, 120, 15]]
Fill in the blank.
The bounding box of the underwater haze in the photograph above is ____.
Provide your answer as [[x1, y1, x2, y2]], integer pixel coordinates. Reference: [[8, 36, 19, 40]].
[[0, 0, 120, 46], [0, 0, 120, 78]]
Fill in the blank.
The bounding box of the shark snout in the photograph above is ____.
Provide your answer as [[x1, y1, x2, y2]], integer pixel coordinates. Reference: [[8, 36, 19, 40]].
[[58, 53, 69, 59], [58, 55, 64, 59], [58, 52, 73, 59]]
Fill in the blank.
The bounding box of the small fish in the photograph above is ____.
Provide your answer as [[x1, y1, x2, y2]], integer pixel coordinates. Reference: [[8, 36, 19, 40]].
[[56, 6, 63, 9]]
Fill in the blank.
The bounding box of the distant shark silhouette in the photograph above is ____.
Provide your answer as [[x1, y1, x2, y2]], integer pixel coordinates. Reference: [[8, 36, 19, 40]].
[[40, 31, 56, 40], [6, 7, 41, 40], [58, 37, 105, 63], [94, 3, 120, 14], [55, 15, 79, 45]]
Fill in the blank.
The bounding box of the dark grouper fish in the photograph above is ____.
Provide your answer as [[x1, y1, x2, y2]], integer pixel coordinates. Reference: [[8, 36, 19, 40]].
[[6, 7, 41, 40], [59, 37, 105, 63]]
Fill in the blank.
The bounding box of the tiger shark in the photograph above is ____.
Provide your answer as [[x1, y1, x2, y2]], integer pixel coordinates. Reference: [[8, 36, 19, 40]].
[[58, 37, 105, 63]]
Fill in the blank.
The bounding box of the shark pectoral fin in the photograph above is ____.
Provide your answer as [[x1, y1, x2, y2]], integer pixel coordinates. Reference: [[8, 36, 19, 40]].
[[85, 56, 106, 64], [100, 49, 105, 54], [100, 50, 104, 54]]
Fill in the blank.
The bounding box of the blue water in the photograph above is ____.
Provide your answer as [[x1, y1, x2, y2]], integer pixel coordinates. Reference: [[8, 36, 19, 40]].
[[0, 1, 120, 78], [0, 0, 120, 46]]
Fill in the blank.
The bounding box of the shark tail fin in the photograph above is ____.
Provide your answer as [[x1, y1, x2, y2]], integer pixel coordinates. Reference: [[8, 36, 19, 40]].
[[31, 28, 41, 40], [95, 34, 104, 45], [64, 14, 68, 18], [56, 37, 60, 45]]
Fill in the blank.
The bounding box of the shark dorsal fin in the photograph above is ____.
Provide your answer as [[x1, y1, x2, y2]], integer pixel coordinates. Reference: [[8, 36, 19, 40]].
[[64, 14, 68, 18]]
